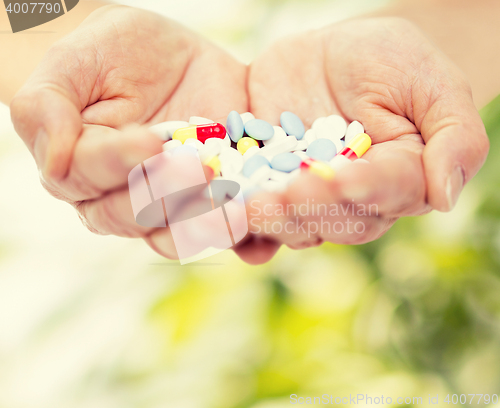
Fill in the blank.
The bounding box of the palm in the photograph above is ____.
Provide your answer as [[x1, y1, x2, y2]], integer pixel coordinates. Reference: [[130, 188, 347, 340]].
[[244, 19, 465, 248], [65, 6, 247, 128]]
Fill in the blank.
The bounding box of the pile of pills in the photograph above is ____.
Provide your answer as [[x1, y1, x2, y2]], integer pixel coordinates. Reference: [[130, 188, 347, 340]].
[[149, 112, 372, 197]]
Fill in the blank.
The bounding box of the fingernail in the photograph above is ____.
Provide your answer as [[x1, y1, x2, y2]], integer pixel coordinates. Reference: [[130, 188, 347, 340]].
[[446, 165, 465, 210], [34, 129, 49, 171]]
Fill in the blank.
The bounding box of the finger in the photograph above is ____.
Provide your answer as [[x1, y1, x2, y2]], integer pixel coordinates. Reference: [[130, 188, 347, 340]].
[[10, 78, 83, 181], [58, 125, 163, 202], [144, 229, 179, 260], [233, 236, 281, 265], [416, 79, 489, 211], [284, 172, 395, 245], [337, 139, 430, 217], [76, 189, 155, 238]]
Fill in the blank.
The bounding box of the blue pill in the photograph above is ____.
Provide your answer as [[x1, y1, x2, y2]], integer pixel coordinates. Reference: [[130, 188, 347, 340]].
[[226, 110, 244, 143], [244, 119, 274, 141], [280, 111, 305, 140], [242, 155, 270, 178], [306, 139, 337, 162], [271, 152, 302, 173]]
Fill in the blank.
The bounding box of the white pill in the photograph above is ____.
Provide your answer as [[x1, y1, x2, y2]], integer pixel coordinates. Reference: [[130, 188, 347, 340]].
[[250, 165, 272, 184], [189, 116, 214, 125], [184, 138, 204, 150], [329, 155, 352, 172], [345, 121, 365, 144], [263, 126, 287, 146], [205, 137, 224, 150], [219, 147, 244, 176], [258, 136, 298, 158], [222, 135, 231, 147], [150, 121, 190, 141], [311, 116, 327, 131], [243, 146, 260, 161], [162, 139, 182, 151], [293, 151, 309, 161], [304, 129, 317, 144], [295, 140, 309, 151], [317, 115, 347, 141], [269, 169, 293, 184], [240, 112, 256, 124], [198, 142, 221, 161]]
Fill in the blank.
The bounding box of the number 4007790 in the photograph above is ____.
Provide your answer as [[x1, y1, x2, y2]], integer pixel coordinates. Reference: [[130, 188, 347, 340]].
[[5, 3, 61, 14]]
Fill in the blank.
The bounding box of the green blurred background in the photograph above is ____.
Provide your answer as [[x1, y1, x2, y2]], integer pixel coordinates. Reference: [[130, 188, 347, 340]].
[[0, 0, 499, 407]]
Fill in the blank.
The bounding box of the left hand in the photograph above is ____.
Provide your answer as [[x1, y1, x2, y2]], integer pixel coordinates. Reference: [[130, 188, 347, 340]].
[[234, 17, 489, 261]]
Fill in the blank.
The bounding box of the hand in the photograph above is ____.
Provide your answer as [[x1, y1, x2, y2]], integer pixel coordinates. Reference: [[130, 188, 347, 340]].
[[239, 17, 489, 256], [10, 5, 250, 260]]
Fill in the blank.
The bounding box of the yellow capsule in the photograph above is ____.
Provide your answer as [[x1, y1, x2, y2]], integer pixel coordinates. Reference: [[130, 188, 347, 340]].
[[204, 155, 221, 176], [237, 137, 259, 154], [173, 125, 197, 144], [348, 133, 372, 158], [308, 161, 335, 181]]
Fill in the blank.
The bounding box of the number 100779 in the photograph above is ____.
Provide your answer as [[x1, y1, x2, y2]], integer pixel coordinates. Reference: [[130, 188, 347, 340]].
[[6, 3, 62, 14]]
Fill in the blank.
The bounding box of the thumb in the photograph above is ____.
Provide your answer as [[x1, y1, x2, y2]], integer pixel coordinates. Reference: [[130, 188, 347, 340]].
[[11, 81, 83, 180]]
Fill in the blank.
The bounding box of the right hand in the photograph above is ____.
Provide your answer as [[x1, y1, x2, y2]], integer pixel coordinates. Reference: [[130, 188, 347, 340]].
[[10, 5, 268, 261]]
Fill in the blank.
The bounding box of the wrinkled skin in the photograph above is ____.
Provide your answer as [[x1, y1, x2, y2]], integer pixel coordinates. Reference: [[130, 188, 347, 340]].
[[10, 7, 489, 264]]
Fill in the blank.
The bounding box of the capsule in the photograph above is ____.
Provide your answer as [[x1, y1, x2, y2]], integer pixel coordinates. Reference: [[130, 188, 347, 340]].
[[300, 158, 335, 181], [173, 123, 226, 144], [337, 133, 371, 160]]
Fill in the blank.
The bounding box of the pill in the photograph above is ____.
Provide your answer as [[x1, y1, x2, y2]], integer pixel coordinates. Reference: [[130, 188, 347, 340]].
[[150, 121, 190, 141], [301, 158, 335, 181], [338, 133, 372, 160], [242, 155, 271, 178], [222, 134, 231, 147], [189, 116, 214, 125], [316, 115, 347, 141], [226, 110, 245, 143], [271, 152, 302, 173], [258, 136, 298, 158], [204, 155, 221, 176], [260, 180, 287, 193], [249, 165, 272, 184], [269, 169, 293, 184], [304, 129, 317, 145], [237, 137, 259, 154], [263, 126, 287, 146], [163, 139, 182, 151], [280, 111, 306, 140], [205, 137, 225, 151], [244, 119, 274, 141], [198, 142, 222, 161], [306, 138, 337, 162], [329, 154, 352, 172], [171, 144, 199, 157], [295, 140, 309, 151], [311, 116, 327, 131], [184, 138, 204, 150], [173, 123, 226, 144], [345, 121, 365, 144], [240, 112, 255, 124], [243, 145, 260, 161], [293, 151, 309, 161], [219, 147, 244, 176]]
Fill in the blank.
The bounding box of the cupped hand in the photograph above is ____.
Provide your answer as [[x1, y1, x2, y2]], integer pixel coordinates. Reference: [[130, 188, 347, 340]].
[[239, 17, 489, 257], [10, 5, 251, 260]]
